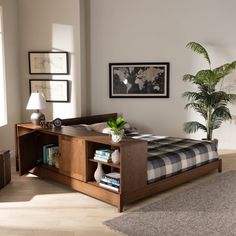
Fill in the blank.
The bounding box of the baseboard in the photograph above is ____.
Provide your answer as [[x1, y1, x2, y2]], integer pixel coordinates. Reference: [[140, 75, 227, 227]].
[[218, 149, 236, 155]]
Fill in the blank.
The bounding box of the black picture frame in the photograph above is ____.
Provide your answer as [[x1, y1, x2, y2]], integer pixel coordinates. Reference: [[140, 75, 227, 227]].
[[109, 62, 169, 98], [28, 51, 69, 75], [29, 79, 69, 102]]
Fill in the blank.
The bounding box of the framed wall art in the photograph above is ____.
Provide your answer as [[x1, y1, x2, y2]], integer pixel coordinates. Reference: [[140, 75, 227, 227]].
[[29, 79, 69, 102], [109, 62, 169, 98], [28, 51, 69, 74]]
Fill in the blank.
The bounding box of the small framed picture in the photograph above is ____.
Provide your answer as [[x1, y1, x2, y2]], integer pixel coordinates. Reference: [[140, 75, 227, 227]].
[[29, 79, 69, 102], [109, 62, 169, 98], [28, 51, 69, 74]]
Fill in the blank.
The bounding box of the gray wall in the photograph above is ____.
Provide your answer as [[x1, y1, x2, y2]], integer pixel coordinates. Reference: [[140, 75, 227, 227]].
[[88, 0, 236, 150], [1, 0, 236, 152], [0, 0, 21, 152], [18, 0, 86, 122]]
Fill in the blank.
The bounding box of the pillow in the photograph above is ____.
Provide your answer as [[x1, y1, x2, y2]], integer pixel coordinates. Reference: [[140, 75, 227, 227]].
[[72, 121, 134, 134], [88, 122, 111, 134], [71, 124, 92, 131], [91, 122, 135, 133]]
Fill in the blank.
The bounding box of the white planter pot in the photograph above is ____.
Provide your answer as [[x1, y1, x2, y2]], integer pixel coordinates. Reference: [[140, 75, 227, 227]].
[[111, 129, 124, 143]]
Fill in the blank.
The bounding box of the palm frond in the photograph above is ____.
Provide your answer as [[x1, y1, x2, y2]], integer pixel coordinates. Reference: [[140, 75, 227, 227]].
[[184, 121, 207, 134], [183, 74, 195, 82], [211, 91, 236, 104], [185, 102, 208, 119], [182, 91, 201, 101], [194, 70, 215, 85], [186, 42, 211, 67], [212, 105, 232, 120], [213, 61, 236, 85], [226, 93, 236, 103], [210, 104, 232, 130]]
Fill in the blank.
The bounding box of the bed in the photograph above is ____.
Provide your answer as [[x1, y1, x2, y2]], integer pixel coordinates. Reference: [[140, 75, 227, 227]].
[[62, 113, 221, 211], [16, 113, 221, 212], [129, 134, 219, 184], [66, 116, 220, 183]]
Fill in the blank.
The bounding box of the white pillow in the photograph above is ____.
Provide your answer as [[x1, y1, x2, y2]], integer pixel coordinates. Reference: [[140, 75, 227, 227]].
[[89, 121, 133, 133], [73, 121, 133, 134], [101, 127, 112, 134], [88, 122, 110, 133]]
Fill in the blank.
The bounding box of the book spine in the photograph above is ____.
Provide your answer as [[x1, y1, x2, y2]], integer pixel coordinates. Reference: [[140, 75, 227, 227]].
[[99, 182, 119, 192], [95, 150, 111, 157], [100, 178, 120, 187], [47, 148, 53, 166], [103, 176, 120, 185], [94, 154, 111, 160], [48, 146, 59, 166], [104, 173, 120, 181], [43, 146, 47, 164], [94, 156, 110, 163]]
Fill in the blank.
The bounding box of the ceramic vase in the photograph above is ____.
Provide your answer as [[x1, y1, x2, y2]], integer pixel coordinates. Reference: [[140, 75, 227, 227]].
[[111, 129, 124, 143], [94, 162, 104, 183], [111, 149, 120, 164]]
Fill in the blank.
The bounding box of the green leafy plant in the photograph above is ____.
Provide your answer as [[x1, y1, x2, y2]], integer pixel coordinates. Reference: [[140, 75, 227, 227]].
[[107, 117, 127, 134], [183, 42, 236, 140]]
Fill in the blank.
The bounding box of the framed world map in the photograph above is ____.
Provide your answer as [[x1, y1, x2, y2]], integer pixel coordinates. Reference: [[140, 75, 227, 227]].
[[109, 62, 169, 98]]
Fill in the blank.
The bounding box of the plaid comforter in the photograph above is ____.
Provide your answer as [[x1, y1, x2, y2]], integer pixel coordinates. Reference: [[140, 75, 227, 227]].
[[127, 133, 219, 184]]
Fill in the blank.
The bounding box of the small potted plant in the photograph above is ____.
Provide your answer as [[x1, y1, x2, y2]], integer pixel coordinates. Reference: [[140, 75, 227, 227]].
[[107, 117, 127, 143]]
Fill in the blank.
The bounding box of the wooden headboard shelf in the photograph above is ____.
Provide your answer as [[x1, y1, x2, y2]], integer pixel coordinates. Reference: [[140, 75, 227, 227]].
[[62, 113, 118, 126]]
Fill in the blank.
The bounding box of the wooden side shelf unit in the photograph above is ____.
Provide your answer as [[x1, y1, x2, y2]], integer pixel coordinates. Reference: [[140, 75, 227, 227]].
[[15, 121, 147, 212]]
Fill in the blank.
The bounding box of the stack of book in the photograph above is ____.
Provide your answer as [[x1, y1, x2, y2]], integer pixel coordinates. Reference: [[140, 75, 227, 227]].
[[94, 149, 112, 163], [99, 172, 120, 192], [42, 144, 60, 166]]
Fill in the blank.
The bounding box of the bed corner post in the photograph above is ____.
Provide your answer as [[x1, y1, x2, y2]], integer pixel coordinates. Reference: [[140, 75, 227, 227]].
[[118, 198, 123, 213]]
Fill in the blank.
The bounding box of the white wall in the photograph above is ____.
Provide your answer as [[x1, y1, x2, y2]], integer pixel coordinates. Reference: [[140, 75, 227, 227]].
[[89, 0, 236, 150], [0, 0, 21, 152], [18, 0, 85, 121]]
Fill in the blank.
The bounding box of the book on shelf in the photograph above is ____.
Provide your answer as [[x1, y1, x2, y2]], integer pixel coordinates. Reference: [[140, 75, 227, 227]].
[[95, 149, 112, 157], [94, 156, 111, 163], [99, 182, 119, 192], [47, 146, 60, 166], [42, 144, 59, 166], [100, 178, 120, 187], [105, 172, 120, 180], [102, 176, 120, 185], [43, 144, 54, 164]]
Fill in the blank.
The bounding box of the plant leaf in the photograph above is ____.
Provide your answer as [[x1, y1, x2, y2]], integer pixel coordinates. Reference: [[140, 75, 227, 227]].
[[186, 42, 211, 67], [183, 74, 195, 82], [184, 121, 207, 133], [213, 62, 236, 85]]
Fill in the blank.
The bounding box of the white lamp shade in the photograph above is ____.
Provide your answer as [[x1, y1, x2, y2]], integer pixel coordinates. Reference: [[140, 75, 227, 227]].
[[26, 92, 46, 110]]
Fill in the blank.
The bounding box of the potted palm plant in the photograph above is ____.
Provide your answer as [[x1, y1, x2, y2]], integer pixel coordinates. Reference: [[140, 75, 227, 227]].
[[183, 42, 236, 141], [107, 117, 127, 143]]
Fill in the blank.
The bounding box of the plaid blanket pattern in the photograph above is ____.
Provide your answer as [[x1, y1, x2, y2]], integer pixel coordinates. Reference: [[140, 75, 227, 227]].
[[127, 133, 219, 184]]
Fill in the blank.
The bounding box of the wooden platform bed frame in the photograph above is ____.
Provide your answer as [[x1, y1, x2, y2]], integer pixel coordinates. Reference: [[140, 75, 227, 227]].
[[16, 113, 222, 212]]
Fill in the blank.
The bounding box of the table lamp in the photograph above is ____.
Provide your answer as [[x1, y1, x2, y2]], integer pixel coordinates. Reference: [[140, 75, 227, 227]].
[[26, 91, 46, 125]]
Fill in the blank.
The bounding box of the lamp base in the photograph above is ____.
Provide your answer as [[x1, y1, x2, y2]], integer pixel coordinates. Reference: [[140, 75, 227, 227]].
[[30, 111, 45, 125]]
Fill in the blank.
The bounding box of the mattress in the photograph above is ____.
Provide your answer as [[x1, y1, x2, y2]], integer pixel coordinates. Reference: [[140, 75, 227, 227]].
[[127, 133, 219, 184]]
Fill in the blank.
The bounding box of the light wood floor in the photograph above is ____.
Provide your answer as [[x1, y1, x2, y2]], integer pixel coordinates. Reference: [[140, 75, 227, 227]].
[[1, 152, 236, 236]]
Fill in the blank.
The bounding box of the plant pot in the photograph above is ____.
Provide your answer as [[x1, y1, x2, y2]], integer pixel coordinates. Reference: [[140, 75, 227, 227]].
[[212, 138, 218, 149], [202, 138, 218, 150], [111, 129, 124, 143]]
